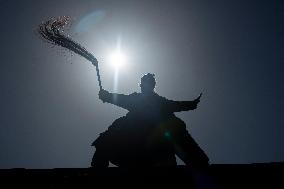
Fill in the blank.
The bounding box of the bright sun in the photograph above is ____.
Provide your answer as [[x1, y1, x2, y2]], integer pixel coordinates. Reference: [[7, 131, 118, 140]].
[[109, 50, 127, 69]]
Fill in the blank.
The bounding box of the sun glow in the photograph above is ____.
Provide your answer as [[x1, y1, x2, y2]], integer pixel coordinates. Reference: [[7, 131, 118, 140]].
[[108, 37, 128, 70], [109, 50, 127, 69], [106, 38, 130, 92]]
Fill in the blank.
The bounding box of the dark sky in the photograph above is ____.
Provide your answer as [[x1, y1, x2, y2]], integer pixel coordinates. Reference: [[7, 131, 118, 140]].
[[0, 0, 283, 168]]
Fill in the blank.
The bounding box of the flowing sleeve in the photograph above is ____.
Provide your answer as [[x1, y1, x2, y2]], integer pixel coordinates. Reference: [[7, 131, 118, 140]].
[[101, 91, 137, 111], [162, 98, 197, 113]]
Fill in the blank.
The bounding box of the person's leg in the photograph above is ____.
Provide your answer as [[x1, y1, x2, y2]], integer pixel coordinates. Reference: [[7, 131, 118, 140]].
[[91, 132, 110, 168], [91, 148, 109, 168], [165, 117, 209, 167], [175, 130, 209, 167]]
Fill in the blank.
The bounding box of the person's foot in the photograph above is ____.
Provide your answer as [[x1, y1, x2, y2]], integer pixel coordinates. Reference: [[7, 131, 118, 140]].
[[91, 160, 109, 168], [91, 152, 109, 168]]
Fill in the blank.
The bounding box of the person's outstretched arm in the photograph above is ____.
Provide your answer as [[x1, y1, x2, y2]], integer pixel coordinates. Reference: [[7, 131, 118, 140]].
[[165, 93, 202, 112], [98, 89, 133, 110]]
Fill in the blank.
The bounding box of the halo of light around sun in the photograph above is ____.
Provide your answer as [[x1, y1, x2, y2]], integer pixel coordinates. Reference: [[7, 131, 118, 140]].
[[109, 50, 127, 69]]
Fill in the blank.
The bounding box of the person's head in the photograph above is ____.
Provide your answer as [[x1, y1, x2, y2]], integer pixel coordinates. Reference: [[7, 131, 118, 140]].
[[140, 73, 156, 94]]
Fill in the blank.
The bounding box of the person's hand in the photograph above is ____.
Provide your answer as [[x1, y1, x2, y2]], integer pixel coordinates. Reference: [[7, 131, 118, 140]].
[[192, 93, 202, 109], [195, 93, 202, 103], [98, 89, 108, 102]]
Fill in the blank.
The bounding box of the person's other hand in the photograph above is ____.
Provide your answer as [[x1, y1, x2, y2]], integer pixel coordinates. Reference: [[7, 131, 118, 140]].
[[195, 93, 202, 103], [193, 93, 202, 109]]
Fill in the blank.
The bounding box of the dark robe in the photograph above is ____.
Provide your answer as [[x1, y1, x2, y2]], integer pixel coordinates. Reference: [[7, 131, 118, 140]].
[[92, 91, 209, 167]]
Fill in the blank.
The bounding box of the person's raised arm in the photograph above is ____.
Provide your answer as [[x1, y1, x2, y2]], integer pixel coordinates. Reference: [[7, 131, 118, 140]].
[[165, 93, 202, 112], [98, 89, 133, 110]]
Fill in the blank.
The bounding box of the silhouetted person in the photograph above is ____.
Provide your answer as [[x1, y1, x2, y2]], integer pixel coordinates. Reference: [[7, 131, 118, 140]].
[[91, 73, 209, 168]]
